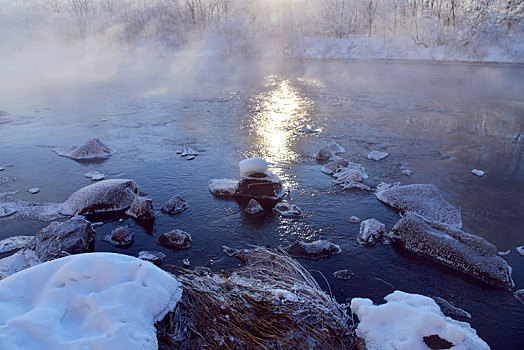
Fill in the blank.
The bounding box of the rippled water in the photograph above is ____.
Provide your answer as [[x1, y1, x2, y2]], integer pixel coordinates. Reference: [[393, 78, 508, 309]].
[[1, 59, 523, 348]]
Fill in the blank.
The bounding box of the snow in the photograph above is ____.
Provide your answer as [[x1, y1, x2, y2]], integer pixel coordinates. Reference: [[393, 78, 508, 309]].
[[208, 179, 239, 196], [0, 249, 41, 280], [0, 236, 33, 254], [239, 158, 268, 178], [0, 253, 182, 349], [271, 289, 298, 302], [351, 291, 489, 350], [472, 169, 485, 177], [367, 151, 389, 161]]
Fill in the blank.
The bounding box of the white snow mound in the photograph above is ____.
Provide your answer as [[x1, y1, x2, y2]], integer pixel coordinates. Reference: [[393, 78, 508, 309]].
[[0, 252, 182, 350], [351, 290, 489, 350], [239, 158, 268, 178]]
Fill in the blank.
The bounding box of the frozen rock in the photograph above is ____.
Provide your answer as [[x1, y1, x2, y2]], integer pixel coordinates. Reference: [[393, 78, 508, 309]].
[[26, 217, 94, 262], [358, 219, 387, 246], [274, 202, 301, 216], [0, 253, 182, 349], [60, 179, 138, 216], [498, 249, 510, 256], [0, 201, 62, 221], [390, 212, 514, 289], [208, 179, 239, 196], [348, 216, 361, 224], [239, 158, 268, 178], [235, 172, 284, 200], [514, 289, 524, 305], [320, 157, 349, 175], [376, 184, 462, 229], [0, 167, 4, 171], [286, 240, 341, 260], [91, 221, 104, 228], [351, 291, 489, 350], [314, 141, 345, 160], [182, 258, 190, 268], [516, 246, 524, 256], [245, 199, 263, 216], [157, 230, 192, 250], [161, 195, 188, 215], [27, 188, 40, 194], [333, 269, 354, 280], [103, 226, 134, 247], [53, 138, 112, 160], [84, 171, 105, 181], [125, 195, 154, 219], [186, 155, 195, 160], [0, 236, 33, 254], [0, 206, 17, 218], [402, 169, 413, 176], [367, 150, 389, 161], [180, 147, 199, 157], [433, 297, 471, 319], [332, 162, 370, 191], [472, 169, 485, 177], [0, 249, 41, 280], [138, 251, 166, 266], [222, 245, 241, 257]]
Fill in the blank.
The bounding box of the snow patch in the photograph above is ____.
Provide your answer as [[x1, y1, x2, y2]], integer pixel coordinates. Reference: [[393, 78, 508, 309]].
[[239, 158, 268, 178]]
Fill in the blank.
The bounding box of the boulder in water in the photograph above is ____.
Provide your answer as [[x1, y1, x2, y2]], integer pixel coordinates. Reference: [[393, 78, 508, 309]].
[[314, 142, 345, 160], [320, 157, 349, 175], [390, 212, 514, 290], [333, 269, 354, 280], [103, 226, 134, 247], [138, 251, 166, 266], [161, 196, 188, 215], [157, 230, 192, 250], [125, 195, 154, 220], [274, 202, 301, 216], [367, 150, 389, 161], [53, 138, 112, 160], [59, 179, 138, 216], [358, 219, 387, 245], [208, 179, 239, 197], [245, 199, 263, 216], [286, 240, 341, 260]]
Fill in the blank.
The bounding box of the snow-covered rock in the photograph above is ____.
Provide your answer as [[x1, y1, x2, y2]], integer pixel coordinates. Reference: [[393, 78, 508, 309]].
[[84, 171, 105, 181], [125, 195, 154, 220], [245, 199, 263, 216], [514, 289, 524, 305], [274, 202, 301, 216], [286, 240, 341, 260], [367, 150, 389, 161], [516, 246, 524, 256], [0, 249, 41, 280], [53, 138, 112, 160], [390, 212, 514, 290], [320, 157, 349, 175], [0, 253, 182, 349], [208, 179, 239, 196], [351, 291, 489, 350], [161, 195, 188, 215], [376, 184, 462, 229], [157, 230, 192, 250], [235, 172, 284, 200], [348, 216, 361, 224], [472, 169, 485, 177], [333, 269, 354, 280], [27, 187, 40, 194], [60, 179, 138, 216], [332, 162, 370, 191], [239, 158, 268, 178], [358, 219, 387, 246], [103, 226, 134, 247], [433, 297, 472, 319], [314, 141, 345, 160], [138, 251, 166, 266], [0, 206, 17, 218], [0, 236, 33, 254]]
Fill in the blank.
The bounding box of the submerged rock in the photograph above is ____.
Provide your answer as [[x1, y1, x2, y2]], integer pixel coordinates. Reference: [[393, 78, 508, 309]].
[[103, 226, 134, 247], [60, 179, 138, 216], [0, 236, 34, 254], [138, 251, 166, 266], [376, 184, 462, 229], [27, 188, 40, 194], [53, 138, 112, 160], [286, 240, 341, 260], [157, 230, 192, 250], [208, 179, 239, 196], [314, 141, 345, 160], [367, 150, 389, 161], [274, 202, 301, 216], [402, 169, 413, 176], [358, 219, 387, 246], [333, 269, 354, 280], [390, 213, 514, 290], [320, 157, 349, 175], [235, 172, 284, 200], [245, 199, 263, 216], [125, 195, 154, 219], [161, 195, 188, 215], [472, 169, 485, 177]]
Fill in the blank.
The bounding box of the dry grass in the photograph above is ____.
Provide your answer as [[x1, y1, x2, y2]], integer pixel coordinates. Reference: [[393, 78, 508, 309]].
[[156, 247, 356, 349]]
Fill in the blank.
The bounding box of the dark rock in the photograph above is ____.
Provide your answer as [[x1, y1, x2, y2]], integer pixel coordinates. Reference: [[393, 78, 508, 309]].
[[157, 230, 192, 249], [245, 199, 263, 216], [161, 195, 188, 215], [59, 179, 138, 216], [125, 195, 154, 219], [333, 270, 354, 280], [26, 217, 94, 261], [103, 226, 134, 247], [376, 184, 462, 229], [423, 335, 453, 350], [235, 172, 284, 200], [390, 213, 514, 290], [286, 240, 341, 260], [138, 251, 166, 266], [358, 219, 387, 246], [208, 179, 239, 196]]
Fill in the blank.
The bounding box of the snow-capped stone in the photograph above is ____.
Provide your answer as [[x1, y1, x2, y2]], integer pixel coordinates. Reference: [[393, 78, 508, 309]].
[[432, 297, 471, 319], [351, 291, 489, 350], [472, 169, 485, 177], [0, 249, 41, 280], [84, 171, 105, 181], [333, 270, 354, 280], [60, 179, 138, 216], [27, 188, 40, 194], [0, 253, 182, 349], [348, 216, 361, 224], [314, 141, 345, 160], [208, 179, 239, 196], [138, 251, 166, 266], [514, 289, 524, 305], [321, 157, 349, 175], [103, 226, 134, 247], [245, 199, 263, 216], [367, 150, 389, 161], [235, 172, 284, 200], [332, 162, 370, 191], [157, 230, 192, 249], [125, 195, 154, 219], [390, 212, 514, 290], [376, 184, 462, 229], [161, 195, 188, 215], [0, 167, 4, 171], [358, 219, 387, 245], [239, 158, 268, 178], [274, 202, 301, 216], [286, 240, 341, 260], [0, 236, 33, 254], [516, 246, 524, 256], [53, 138, 112, 160]]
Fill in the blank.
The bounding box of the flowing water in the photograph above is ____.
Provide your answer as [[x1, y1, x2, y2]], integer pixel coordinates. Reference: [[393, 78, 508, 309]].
[[1, 58, 523, 348]]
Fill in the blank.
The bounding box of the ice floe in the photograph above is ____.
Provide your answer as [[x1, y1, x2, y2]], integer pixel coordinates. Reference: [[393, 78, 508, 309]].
[[332, 162, 370, 191], [0, 201, 63, 222], [367, 150, 389, 161], [286, 240, 341, 260], [358, 219, 387, 246], [161, 195, 188, 215], [103, 225, 134, 247], [514, 289, 524, 305], [53, 138, 112, 160], [0, 236, 33, 254], [27, 187, 40, 194], [515, 246, 524, 257], [0, 253, 182, 349], [84, 171, 105, 181], [471, 169, 485, 177], [157, 230, 192, 249], [274, 202, 301, 216], [351, 290, 489, 350], [320, 157, 349, 175]]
